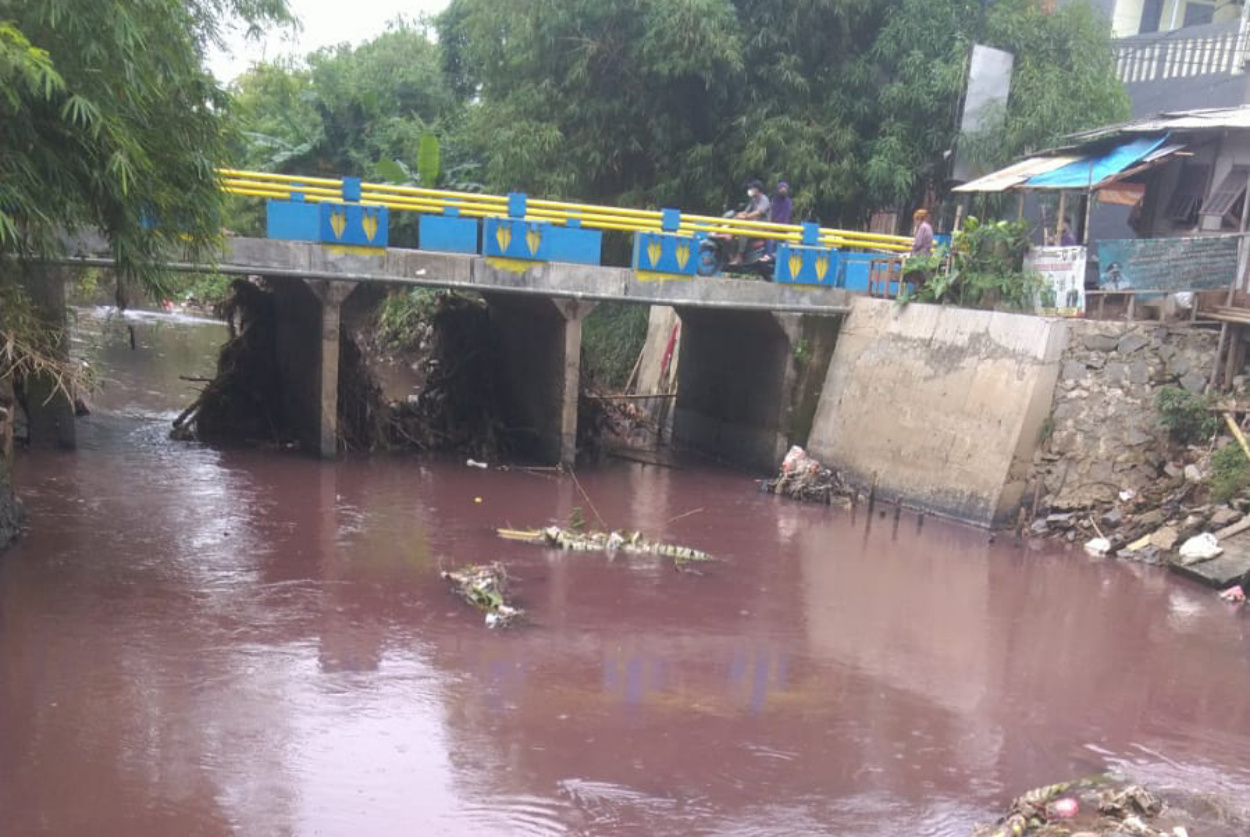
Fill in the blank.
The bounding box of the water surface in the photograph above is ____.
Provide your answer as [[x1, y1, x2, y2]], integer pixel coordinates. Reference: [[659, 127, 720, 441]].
[[2, 307, 1249, 836]]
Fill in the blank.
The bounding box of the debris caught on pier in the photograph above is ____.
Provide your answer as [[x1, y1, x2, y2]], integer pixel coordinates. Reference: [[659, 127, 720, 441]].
[[763, 445, 852, 505], [439, 562, 525, 629], [171, 279, 285, 444], [497, 526, 714, 568]]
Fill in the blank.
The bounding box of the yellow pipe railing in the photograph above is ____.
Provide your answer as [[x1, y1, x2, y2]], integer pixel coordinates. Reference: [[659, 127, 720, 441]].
[[218, 169, 914, 253]]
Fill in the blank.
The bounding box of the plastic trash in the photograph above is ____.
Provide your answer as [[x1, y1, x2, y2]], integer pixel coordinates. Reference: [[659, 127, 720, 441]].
[[466, 459, 488, 469], [1178, 532, 1222, 562], [1048, 798, 1079, 819], [1219, 584, 1246, 603], [1084, 537, 1111, 556]]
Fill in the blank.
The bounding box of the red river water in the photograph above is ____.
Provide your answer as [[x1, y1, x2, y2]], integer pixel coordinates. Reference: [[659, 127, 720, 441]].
[[1, 308, 1248, 836]]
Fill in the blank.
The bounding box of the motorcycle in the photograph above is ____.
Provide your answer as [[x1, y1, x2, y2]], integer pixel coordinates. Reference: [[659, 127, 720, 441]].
[[696, 209, 774, 279]]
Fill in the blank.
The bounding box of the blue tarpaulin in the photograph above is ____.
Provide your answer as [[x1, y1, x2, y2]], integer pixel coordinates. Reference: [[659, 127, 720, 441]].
[[1025, 136, 1168, 190]]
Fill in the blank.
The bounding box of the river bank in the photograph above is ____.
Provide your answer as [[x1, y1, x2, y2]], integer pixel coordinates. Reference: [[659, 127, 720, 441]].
[[2, 306, 1249, 836]]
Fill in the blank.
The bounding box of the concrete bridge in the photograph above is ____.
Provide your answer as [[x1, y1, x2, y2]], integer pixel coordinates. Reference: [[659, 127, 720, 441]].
[[37, 169, 912, 470], [57, 235, 853, 469]]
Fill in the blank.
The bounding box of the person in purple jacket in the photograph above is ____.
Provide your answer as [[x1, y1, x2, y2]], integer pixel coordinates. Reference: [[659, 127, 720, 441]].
[[767, 181, 792, 255]]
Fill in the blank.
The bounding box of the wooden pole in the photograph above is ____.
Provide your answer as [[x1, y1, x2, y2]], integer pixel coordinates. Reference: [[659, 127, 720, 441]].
[[1056, 192, 1068, 247], [1208, 184, 1250, 393]]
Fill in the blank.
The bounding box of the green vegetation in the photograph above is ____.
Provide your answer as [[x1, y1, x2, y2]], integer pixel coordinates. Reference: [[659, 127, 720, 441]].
[[376, 288, 442, 352], [0, 0, 290, 393], [167, 273, 235, 307], [906, 217, 1041, 310], [436, 0, 1127, 222], [1155, 387, 1219, 445], [1208, 444, 1250, 504], [581, 304, 650, 389], [227, 20, 468, 242]]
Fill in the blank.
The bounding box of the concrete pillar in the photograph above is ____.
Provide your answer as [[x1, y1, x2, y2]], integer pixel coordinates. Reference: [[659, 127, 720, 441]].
[[484, 294, 595, 465], [306, 280, 358, 459], [18, 267, 75, 450]]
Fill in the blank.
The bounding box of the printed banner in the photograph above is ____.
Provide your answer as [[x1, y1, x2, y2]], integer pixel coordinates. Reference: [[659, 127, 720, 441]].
[[1095, 235, 1239, 292], [1027, 245, 1087, 317]]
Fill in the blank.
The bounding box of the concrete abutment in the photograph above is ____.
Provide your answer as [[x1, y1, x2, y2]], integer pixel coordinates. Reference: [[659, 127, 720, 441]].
[[808, 298, 1068, 527]]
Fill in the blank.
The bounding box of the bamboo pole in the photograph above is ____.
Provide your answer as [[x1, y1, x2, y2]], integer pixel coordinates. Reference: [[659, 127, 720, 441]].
[[1224, 412, 1250, 461]]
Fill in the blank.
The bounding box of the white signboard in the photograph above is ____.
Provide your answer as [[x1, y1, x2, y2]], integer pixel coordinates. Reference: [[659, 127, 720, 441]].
[[952, 45, 1015, 183], [1027, 245, 1086, 317]]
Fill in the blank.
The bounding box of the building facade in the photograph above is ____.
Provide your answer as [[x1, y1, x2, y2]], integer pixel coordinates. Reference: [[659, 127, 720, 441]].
[[1078, 0, 1250, 116]]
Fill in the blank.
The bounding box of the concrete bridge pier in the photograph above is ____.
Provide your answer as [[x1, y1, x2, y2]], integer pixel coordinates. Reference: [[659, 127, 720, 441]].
[[671, 309, 840, 471], [482, 294, 596, 466], [270, 278, 358, 459]]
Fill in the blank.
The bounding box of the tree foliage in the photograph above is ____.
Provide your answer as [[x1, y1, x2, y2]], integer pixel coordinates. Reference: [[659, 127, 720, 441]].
[[0, 0, 291, 284], [230, 19, 460, 178], [438, 0, 1128, 223], [0, 0, 290, 399]]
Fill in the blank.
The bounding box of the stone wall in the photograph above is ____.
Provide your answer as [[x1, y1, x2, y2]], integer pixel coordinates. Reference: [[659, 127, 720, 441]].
[[1032, 321, 1219, 511]]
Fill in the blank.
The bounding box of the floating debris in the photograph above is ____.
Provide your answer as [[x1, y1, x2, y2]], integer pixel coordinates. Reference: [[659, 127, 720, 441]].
[[763, 445, 851, 505], [439, 562, 524, 628], [969, 776, 1239, 837], [497, 526, 714, 568]]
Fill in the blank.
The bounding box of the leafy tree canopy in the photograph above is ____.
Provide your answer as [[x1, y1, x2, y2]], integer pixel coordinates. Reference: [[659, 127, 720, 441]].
[[0, 0, 290, 390], [438, 0, 1129, 224], [0, 0, 291, 278], [231, 19, 461, 178]]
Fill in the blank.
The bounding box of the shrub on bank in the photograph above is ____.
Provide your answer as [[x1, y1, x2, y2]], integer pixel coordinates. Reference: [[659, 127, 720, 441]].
[[1155, 386, 1218, 445], [1209, 443, 1250, 504]]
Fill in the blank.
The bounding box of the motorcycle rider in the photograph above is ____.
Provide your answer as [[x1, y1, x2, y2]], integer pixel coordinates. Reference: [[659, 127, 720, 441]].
[[729, 180, 770, 266]]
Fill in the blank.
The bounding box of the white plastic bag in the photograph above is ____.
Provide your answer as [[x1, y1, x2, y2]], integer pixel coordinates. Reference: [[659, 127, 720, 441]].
[[1178, 532, 1222, 563]]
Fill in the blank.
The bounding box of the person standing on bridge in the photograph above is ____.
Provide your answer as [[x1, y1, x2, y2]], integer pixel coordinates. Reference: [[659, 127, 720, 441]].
[[911, 208, 934, 256]]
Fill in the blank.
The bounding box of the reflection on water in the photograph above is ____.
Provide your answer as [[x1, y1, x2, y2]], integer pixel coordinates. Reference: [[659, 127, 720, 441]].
[[1, 307, 1249, 835]]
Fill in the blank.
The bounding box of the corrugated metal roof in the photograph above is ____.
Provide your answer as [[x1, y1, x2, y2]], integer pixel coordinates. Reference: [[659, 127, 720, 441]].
[[1062, 105, 1250, 146], [952, 156, 1077, 193]]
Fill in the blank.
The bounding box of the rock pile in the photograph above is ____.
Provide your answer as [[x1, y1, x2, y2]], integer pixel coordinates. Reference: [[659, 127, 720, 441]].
[[1027, 469, 1247, 565]]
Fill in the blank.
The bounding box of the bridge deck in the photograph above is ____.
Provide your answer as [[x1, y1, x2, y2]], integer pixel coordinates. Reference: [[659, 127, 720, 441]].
[[70, 237, 853, 315]]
